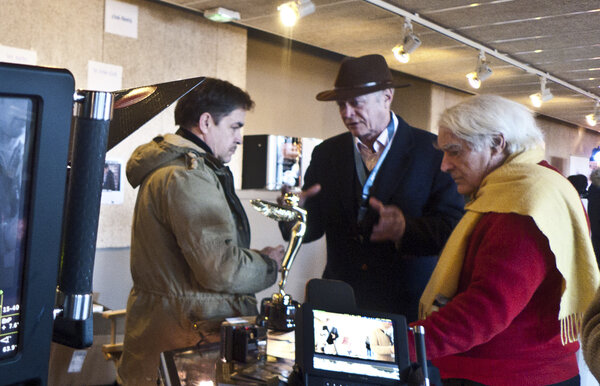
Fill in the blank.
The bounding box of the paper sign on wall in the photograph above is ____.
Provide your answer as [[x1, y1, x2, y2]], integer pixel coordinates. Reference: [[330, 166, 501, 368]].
[[87, 60, 123, 92], [105, 0, 139, 39], [0, 45, 37, 65]]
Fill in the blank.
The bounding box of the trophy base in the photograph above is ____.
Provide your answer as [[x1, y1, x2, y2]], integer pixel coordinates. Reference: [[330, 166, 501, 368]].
[[257, 294, 299, 332]]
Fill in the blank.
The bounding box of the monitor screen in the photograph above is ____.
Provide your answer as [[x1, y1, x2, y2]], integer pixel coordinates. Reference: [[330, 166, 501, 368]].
[[0, 62, 73, 385], [0, 95, 36, 359], [311, 308, 401, 381]]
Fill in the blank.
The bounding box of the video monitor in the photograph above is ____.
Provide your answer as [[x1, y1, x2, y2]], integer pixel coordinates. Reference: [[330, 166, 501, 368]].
[[0, 62, 74, 384], [296, 304, 410, 385], [0, 95, 35, 359]]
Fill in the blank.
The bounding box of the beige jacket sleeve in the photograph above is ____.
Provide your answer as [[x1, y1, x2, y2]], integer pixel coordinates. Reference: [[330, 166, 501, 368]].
[[164, 160, 277, 294]]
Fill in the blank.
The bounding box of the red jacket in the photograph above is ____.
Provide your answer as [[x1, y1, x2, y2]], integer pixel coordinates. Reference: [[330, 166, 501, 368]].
[[410, 212, 579, 385]]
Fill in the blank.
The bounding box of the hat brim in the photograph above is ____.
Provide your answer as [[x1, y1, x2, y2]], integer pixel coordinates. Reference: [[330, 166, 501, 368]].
[[315, 82, 410, 101]]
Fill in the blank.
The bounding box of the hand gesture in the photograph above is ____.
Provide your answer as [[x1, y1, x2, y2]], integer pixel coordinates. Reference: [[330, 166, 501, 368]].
[[368, 197, 406, 243], [260, 244, 285, 270], [277, 184, 322, 208]]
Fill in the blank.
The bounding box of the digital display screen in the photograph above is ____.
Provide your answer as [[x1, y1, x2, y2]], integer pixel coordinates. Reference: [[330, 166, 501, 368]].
[[312, 309, 400, 380], [0, 95, 35, 359]]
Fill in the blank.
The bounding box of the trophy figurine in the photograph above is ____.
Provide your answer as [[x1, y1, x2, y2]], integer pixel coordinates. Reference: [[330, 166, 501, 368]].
[[250, 190, 306, 331]]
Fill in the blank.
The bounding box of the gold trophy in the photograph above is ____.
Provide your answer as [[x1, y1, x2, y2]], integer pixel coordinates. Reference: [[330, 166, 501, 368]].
[[250, 190, 306, 331]]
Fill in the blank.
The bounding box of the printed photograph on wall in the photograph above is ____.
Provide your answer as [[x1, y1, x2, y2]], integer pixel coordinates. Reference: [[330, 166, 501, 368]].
[[101, 160, 124, 205]]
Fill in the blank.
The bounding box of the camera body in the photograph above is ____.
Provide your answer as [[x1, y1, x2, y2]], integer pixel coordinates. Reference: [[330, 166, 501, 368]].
[[257, 293, 300, 331], [220, 321, 266, 363]]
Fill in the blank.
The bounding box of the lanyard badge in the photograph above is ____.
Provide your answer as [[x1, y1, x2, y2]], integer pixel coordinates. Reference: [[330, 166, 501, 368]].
[[354, 114, 397, 240]]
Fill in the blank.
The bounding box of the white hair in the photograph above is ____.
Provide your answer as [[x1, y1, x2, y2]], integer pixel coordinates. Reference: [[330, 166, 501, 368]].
[[438, 95, 545, 154]]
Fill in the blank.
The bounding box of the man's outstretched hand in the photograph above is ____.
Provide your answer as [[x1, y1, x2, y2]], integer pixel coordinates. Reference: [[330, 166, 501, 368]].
[[260, 245, 285, 270], [368, 197, 406, 243], [277, 184, 322, 207]]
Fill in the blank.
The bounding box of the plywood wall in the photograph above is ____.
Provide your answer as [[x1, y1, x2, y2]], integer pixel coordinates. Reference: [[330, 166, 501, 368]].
[[245, 30, 437, 140], [1, 0, 249, 248], [245, 31, 342, 140]]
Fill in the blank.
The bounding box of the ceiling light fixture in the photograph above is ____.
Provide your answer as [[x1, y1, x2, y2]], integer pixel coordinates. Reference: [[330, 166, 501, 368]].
[[587, 101, 600, 126], [365, 0, 600, 124], [392, 18, 421, 64], [466, 51, 492, 89], [278, 0, 315, 27], [203, 7, 240, 23], [529, 77, 553, 108]]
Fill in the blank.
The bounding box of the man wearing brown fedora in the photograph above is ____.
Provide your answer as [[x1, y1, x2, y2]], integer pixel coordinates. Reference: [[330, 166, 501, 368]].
[[280, 54, 464, 323]]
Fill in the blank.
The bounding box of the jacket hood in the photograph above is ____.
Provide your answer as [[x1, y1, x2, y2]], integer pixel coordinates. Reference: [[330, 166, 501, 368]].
[[126, 134, 203, 188]]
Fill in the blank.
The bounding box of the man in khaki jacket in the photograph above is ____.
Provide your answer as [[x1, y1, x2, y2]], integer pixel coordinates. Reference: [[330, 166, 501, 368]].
[[118, 78, 284, 385]]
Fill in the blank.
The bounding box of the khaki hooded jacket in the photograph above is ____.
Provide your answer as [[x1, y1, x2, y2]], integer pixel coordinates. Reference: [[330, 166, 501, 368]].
[[118, 133, 278, 385]]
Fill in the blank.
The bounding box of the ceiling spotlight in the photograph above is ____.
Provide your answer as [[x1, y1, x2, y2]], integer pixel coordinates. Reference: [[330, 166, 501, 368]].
[[278, 0, 315, 27], [529, 77, 553, 108], [203, 7, 240, 23], [587, 101, 599, 126], [392, 18, 421, 64], [466, 51, 492, 89]]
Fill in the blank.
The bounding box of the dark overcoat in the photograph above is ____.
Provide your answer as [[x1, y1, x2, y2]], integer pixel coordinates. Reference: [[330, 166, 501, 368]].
[[300, 115, 464, 322]]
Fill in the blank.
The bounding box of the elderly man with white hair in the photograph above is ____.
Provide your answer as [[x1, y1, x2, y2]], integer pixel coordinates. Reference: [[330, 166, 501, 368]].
[[401, 95, 600, 386]]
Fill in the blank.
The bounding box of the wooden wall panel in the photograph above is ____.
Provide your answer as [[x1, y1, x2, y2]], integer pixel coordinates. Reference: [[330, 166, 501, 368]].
[[0, 0, 248, 248], [245, 33, 342, 140]]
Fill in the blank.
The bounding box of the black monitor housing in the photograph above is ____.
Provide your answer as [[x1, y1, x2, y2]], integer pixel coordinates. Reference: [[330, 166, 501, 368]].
[[0, 62, 74, 385], [0, 61, 204, 385], [296, 303, 411, 385]]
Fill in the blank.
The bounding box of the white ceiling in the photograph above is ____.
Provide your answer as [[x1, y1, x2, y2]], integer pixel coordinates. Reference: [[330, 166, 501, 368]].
[[159, 0, 600, 130]]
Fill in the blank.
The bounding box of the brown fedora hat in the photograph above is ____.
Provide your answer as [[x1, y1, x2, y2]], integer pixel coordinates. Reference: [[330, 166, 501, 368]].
[[316, 54, 409, 101]]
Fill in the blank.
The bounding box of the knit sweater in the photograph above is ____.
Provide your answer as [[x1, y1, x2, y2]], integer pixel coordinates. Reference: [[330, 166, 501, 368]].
[[410, 212, 579, 385]]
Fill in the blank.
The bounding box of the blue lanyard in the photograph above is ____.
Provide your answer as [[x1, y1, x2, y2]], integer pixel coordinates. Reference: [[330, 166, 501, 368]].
[[355, 114, 397, 221]]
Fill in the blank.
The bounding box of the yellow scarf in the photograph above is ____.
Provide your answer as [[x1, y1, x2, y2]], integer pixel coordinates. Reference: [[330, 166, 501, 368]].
[[419, 148, 600, 344]]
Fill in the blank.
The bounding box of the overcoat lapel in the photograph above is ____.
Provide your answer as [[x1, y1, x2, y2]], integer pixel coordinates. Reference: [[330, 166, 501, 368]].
[[336, 132, 361, 222], [372, 115, 415, 202]]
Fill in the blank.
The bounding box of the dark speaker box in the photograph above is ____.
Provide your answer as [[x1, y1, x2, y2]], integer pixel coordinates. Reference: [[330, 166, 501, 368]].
[[242, 134, 271, 190]]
